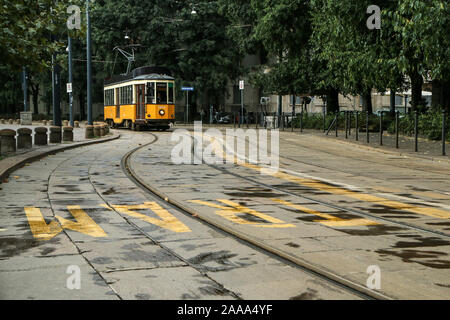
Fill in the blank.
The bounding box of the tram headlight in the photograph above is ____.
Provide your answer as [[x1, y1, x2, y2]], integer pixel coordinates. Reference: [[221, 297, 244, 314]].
[[159, 109, 165, 116]]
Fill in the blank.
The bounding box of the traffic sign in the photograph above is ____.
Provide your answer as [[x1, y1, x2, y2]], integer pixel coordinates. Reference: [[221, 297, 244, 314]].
[[67, 83, 73, 93], [181, 87, 194, 91], [239, 80, 244, 90]]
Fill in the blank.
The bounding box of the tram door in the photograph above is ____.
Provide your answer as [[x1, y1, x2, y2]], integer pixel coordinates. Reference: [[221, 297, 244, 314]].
[[136, 84, 145, 120]]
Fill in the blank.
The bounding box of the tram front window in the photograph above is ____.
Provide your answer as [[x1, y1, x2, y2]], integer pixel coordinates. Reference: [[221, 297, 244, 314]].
[[156, 83, 167, 104], [168, 82, 174, 104]]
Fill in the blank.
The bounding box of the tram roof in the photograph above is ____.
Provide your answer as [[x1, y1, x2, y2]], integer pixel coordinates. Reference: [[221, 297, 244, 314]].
[[104, 66, 174, 86]]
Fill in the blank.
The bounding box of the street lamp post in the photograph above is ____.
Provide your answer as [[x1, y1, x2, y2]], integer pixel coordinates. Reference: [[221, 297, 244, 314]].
[[86, 0, 93, 125]]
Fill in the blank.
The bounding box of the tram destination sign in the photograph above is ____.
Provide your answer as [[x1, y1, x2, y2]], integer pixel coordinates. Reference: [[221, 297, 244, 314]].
[[181, 87, 194, 91]]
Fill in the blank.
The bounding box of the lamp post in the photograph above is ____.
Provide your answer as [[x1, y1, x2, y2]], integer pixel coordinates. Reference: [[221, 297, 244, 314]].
[[86, 0, 93, 125]]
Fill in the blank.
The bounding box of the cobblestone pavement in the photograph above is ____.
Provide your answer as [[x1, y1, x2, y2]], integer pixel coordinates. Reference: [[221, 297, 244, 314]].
[[0, 131, 360, 300]]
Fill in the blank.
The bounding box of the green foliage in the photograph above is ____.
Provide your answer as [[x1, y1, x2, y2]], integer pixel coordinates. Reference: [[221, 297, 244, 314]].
[[387, 111, 450, 141], [91, 0, 240, 107], [249, 0, 313, 95], [0, 0, 85, 72]]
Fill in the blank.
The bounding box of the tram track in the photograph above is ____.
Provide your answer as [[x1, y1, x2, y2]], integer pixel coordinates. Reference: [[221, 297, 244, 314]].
[[122, 132, 394, 300], [195, 131, 450, 239]]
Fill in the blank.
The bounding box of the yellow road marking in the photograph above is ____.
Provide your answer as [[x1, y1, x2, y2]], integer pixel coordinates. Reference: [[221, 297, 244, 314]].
[[200, 132, 450, 221], [189, 199, 295, 228], [271, 199, 379, 227], [111, 202, 191, 233], [239, 163, 450, 220], [25, 207, 63, 241], [56, 206, 107, 238], [25, 207, 107, 240]]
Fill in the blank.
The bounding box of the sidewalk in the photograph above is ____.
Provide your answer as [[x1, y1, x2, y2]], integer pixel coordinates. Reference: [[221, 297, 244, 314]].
[[0, 123, 120, 182], [298, 128, 449, 163]]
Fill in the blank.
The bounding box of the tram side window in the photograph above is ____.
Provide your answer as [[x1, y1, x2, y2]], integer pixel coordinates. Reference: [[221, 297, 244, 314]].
[[146, 82, 155, 104], [156, 83, 167, 104], [104, 89, 114, 106], [119, 86, 133, 105], [168, 82, 174, 104]]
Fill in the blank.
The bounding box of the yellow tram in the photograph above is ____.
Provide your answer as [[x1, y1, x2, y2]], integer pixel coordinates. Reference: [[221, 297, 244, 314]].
[[104, 66, 175, 131]]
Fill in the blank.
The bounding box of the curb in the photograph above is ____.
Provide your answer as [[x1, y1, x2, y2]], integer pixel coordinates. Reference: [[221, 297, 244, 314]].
[[0, 132, 121, 183]]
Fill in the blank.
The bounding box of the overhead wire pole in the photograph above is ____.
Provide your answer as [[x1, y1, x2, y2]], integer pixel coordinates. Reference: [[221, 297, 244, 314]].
[[86, 0, 93, 125], [68, 36, 74, 127], [22, 67, 28, 112], [52, 46, 62, 127], [51, 3, 61, 127]]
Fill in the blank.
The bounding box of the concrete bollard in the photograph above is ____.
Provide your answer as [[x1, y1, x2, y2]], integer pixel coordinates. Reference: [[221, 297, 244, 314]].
[[0, 129, 17, 154], [74, 121, 80, 128], [63, 120, 69, 127], [34, 127, 48, 146], [0, 119, 5, 124], [85, 125, 94, 139], [42, 120, 47, 126], [49, 126, 62, 144], [93, 125, 101, 137], [15, 119, 20, 125], [49, 120, 53, 126], [104, 124, 109, 135], [62, 126, 74, 142], [99, 125, 105, 137], [17, 128, 33, 149], [8, 119, 13, 124]]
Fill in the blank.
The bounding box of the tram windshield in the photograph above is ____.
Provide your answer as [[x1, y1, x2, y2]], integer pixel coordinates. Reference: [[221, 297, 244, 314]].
[[168, 82, 174, 104], [156, 83, 167, 104]]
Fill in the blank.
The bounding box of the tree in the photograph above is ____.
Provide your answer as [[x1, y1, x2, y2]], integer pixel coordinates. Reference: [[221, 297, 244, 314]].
[[387, 0, 449, 112], [0, 0, 69, 72], [92, 0, 241, 111], [310, 0, 405, 114]]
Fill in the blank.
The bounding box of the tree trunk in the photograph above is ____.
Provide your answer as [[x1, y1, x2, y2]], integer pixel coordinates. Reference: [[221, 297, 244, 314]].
[[432, 79, 450, 112], [326, 88, 339, 113], [362, 89, 373, 114], [31, 84, 39, 115], [409, 70, 423, 113], [390, 89, 396, 114]]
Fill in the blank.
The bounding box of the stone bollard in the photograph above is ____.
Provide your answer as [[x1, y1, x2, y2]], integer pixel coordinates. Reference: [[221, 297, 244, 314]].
[[15, 119, 20, 125], [0, 129, 17, 154], [93, 125, 101, 137], [17, 128, 33, 149], [85, 125, 94, 139], [63, 120, 69, 127], [0, 119, 5, 124], [34, 127, 48, 146], [104, 124, 109, 135], [8, 119, 13, 124], [63, 126, 74, 142], [49, 120, 53, 126], [42, 120, 47, 126], [99, 125, 105, 137], [49, 126, 62, 144], [74, 121, 80, 128]]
